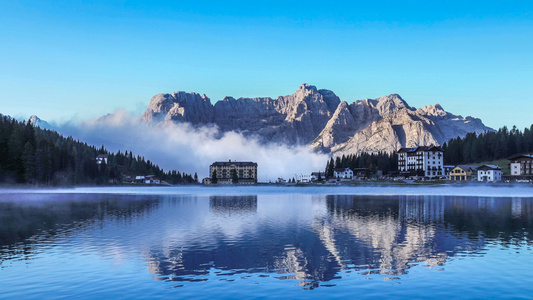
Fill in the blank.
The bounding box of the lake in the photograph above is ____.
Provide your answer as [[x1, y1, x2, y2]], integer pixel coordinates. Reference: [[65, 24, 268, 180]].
[[1, 186, 533, 299]]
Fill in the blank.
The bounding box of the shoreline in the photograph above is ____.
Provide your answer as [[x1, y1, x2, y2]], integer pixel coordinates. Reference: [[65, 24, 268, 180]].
[[0, 184, 532, 198]]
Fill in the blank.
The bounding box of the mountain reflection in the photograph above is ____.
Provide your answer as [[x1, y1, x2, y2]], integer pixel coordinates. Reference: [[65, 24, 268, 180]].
[[145, 195, 533, 288], [2, 193, 533, 289]]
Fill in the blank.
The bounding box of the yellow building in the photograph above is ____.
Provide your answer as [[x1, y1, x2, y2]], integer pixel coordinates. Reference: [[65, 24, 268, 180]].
[[209, 160, 258, 184], [449, 165, 477, 181]]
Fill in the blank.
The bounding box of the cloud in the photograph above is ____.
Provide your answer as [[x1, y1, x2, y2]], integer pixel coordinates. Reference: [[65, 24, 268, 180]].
[[56, 110, 329, 181]]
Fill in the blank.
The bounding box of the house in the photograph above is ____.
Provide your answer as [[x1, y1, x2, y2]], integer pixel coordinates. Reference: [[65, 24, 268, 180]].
[[144, 175, 161, 184], [297, 174, 312, 183], [135, 175, 145, 183], [477, 165, 502, 182], [353, 168, 369, 179], [209, 160, 258, 184], [334, 168, 353, 180], [449, 165, 477, 181], [397, 146, 444, 179], [96, 154, 108, 165], [509, 154, 533, 176], [310, 172, 325, 181]]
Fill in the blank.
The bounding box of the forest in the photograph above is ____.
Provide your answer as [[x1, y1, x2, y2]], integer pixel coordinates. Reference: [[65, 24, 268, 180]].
[[443, 125, 533, 165], [324, 152, 398, 178], [325, 124, 533, 176], [0, 114, 197, 186]]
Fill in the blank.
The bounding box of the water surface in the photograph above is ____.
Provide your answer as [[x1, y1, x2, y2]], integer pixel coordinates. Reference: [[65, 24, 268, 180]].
[[1, 190, 533, 299]]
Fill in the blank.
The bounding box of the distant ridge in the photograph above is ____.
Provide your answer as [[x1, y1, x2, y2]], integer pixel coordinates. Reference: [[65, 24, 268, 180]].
[[142, 84, 494, 154]]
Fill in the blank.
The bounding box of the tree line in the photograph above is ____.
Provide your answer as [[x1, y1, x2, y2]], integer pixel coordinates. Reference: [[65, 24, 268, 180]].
[[324, 124, 533, 176], [443, 125, 533, 165], [0, 114, 197, 186], [324, 152, 398, 178]]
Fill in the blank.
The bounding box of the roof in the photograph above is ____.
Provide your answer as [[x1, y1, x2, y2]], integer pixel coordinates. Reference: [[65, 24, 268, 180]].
[[453, 165, 477, 171], [334, 168, 352, 172], [397, 146, 444, 153], [477, 164, 502, 170], [508, 154, 533, 161], [96, 154, 108, 159], [211, 161, 258, 167]]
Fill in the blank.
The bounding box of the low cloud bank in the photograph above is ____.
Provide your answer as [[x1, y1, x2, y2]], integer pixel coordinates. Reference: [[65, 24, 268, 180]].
[[57, 110, 328, 181]]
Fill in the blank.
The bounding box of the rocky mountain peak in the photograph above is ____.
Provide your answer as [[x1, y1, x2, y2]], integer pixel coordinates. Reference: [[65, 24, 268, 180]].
[[29, 115, 52, 129], [298, 83, 317, 92], [142, 91, 214, 124], [373, 94, 412, 116], [141, 84, 493, 154], [29, 115, 41, 123], [420, 103, 448, 118]]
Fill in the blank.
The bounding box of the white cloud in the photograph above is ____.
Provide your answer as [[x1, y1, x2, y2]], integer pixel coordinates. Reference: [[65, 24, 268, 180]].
[[56, 110, 328, 181]]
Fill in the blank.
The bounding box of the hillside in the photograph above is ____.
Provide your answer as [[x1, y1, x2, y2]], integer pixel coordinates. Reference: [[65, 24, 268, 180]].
[[0, 114, 196, 186]]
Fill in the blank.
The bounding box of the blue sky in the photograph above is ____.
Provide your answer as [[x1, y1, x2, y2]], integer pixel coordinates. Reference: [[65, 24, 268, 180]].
[[1, 0, 532, 130]]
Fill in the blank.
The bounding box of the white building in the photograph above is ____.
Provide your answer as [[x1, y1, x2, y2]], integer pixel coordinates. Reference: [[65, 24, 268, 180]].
[[397, 146, 444, 179], [477, 165, 502, 182], [96, 154, 108, 165], [310, 172, 325, 181], [334, 168, 353, 180], [509, 154, 533, 176], [144, 175, 161, 184], [297, 174, 312, 183]]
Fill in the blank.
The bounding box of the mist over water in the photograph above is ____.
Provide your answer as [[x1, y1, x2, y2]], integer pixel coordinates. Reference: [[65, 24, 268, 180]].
[[54, 110, 328, 180]]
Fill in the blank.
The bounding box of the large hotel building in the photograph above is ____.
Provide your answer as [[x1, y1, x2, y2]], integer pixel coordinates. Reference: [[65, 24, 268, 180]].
[[208, 160, 258, 184], [397, 146, 444, 178]]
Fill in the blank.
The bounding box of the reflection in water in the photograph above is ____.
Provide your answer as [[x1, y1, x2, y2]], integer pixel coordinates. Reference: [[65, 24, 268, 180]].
[[0, 193, 159, 266], [1, 193, 533, 291], [209, 195, 257, 214]]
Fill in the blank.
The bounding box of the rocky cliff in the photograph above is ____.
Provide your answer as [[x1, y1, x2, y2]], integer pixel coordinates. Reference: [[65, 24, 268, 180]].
[[142, 84, 493, 154]]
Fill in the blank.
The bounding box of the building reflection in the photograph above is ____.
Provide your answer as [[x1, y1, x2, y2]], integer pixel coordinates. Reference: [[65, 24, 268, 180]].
[[209, 195, 257, 214], [144, 195, 533, 288]]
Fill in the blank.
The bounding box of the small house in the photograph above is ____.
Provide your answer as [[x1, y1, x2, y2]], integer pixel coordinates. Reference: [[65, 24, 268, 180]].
[[353, 168, 369, 179], [310, 172, 325, 181], [449, 165, 477, 181], [334, 168, 353, 180], [144, 175, 160, 184], [477, 165, 502, 182], [297, 174, 312, 183], [96, 154, 108, 165]]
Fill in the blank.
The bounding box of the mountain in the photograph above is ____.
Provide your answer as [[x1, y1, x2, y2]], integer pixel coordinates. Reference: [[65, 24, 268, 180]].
[[142, 84, 493, 154], [28, 115, 52, 129]]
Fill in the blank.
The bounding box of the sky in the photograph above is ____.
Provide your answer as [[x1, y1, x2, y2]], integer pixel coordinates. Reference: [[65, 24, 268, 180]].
[[1, 0, 533, 130]]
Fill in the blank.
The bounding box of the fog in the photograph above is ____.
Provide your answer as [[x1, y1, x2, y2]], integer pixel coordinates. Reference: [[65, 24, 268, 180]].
[[56, 110, 329, 181]]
